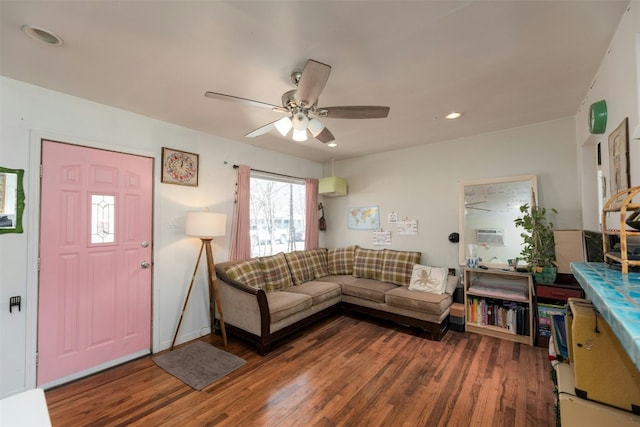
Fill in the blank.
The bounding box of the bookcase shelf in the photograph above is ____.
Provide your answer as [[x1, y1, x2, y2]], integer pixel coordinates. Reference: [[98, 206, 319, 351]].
[[602, 186, 640, 274], [463, 268, 534, 346]]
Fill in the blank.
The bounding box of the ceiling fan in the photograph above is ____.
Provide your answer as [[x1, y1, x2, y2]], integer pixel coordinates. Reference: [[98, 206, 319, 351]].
[[204, 59, 390, 144]]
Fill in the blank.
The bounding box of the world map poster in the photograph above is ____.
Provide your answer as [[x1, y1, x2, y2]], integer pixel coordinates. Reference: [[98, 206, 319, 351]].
[[348, 206, 380, 230]]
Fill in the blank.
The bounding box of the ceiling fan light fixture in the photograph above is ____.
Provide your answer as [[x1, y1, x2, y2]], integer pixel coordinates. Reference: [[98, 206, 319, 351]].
[[274, 116, 293, 136], [291, 111, 309, 131], [292, 128, 308, 142], [327, 142, 338, 148], [308, 118, 325, 137]]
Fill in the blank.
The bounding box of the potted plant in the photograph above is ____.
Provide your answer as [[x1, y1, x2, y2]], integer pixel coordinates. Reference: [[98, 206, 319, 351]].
[[514, 203, 558, 284]]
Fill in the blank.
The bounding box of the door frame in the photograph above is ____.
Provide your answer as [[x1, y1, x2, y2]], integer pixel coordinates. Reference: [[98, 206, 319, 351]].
[[25, 131, 157, 389]]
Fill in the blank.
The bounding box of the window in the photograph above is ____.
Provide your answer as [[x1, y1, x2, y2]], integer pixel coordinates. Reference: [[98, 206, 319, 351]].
[[250, 173, 305, 257], [90, 194, 115, 244]]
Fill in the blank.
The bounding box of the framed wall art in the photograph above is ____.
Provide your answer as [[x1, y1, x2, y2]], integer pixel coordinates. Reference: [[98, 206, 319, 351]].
[[161, 147, 199, 186], [608, 118, 629, 196]]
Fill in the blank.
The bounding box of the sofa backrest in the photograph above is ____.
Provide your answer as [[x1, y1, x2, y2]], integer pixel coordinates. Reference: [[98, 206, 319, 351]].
[[218, 246, 423, 292]]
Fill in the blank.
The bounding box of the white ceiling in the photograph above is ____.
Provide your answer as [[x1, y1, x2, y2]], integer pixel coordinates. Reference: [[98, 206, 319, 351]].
[[0, 1, 629, 163]]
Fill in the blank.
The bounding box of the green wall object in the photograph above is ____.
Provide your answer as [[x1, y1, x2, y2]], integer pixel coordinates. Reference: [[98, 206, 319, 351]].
[[589, 100, 607, 134]]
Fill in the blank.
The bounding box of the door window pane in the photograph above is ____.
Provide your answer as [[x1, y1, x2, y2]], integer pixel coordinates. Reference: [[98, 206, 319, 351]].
[[91, 194, 115, 244]]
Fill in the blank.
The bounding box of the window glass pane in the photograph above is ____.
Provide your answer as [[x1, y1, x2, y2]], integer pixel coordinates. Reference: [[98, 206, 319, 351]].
[[91, 194, 115, 244], [250, 175, 305, 257]]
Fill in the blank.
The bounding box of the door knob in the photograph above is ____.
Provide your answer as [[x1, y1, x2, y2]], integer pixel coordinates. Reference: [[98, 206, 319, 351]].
[[141, 260, 151, 269]]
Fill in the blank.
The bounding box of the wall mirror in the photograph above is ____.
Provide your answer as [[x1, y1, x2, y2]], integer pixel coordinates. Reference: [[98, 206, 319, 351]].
[[459, 175, 537, 268], [0, 167, 25, 234]]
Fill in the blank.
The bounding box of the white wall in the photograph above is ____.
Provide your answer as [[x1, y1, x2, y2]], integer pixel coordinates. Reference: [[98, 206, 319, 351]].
[[0, 76, 323, 397], [322, 117, 580, 270], [576, 3, 640, 230]]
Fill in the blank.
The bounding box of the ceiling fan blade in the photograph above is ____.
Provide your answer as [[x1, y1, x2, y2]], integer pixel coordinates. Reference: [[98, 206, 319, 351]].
[[318, 106, 390, 119], [204, 91, 283, 111], [315, 127, 335, 143], [295, 59, 331, 108], [245, 120, 278, 138]]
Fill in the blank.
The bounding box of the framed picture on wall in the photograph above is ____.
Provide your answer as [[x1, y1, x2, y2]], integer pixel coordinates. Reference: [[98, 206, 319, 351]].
[[161, 147, 199, 186], [608, 117, 629, 196]]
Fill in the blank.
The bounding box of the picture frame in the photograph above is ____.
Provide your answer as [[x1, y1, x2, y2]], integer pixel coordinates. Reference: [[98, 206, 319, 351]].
[[608, 117, 629, 196], [161, 147, 199, 186]]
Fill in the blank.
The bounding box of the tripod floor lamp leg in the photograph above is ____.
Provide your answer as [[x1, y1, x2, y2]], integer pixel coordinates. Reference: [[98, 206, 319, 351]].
[[204, 239, 228, 350], [171, 241, 205, 350]]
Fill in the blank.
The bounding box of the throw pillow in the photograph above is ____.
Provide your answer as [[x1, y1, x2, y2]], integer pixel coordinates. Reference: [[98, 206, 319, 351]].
[[445, 274, 459, 295], [328, 246, 357, 275], [224, 259, 267, 290], [380, 249, 422, 286], [305, 248, 330, 278], [408, 264, 448, 294], [284, 251, 314, 285], [259, 253, 293, 292], [352, 247, 384, 280]]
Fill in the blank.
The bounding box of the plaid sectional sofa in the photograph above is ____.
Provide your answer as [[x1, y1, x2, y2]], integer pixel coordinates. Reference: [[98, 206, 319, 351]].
[[215, 246, 455, 354]]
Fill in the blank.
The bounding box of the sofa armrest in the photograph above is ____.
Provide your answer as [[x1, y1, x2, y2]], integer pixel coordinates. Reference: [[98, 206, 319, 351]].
[[216, 270, 270, 337]]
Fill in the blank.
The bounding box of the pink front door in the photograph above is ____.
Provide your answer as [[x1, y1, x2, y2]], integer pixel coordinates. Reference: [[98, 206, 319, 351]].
[[37, 140, 153, 386]]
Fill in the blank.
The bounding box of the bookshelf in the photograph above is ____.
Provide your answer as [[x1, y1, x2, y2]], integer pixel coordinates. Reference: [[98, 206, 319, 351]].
[[463, 268, 534, 346]]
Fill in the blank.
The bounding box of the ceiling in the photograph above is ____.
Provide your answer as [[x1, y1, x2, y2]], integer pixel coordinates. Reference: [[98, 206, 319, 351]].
[[0, 1, 629, 163]]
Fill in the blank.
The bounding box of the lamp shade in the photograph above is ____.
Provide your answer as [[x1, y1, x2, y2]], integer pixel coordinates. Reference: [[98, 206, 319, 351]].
[[274, 116, 293, 136], [318, 176, 348, 196], [186, 212, 226, 238]]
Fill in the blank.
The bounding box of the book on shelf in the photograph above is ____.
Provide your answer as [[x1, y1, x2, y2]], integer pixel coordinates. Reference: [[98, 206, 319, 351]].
[[467, 297, 530, 336]]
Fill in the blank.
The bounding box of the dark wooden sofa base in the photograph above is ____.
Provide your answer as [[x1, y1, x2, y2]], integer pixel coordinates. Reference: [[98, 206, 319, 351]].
[[341, 302, 449, 341], [222, 304, 342, 355], [220, 302, 448, 355]]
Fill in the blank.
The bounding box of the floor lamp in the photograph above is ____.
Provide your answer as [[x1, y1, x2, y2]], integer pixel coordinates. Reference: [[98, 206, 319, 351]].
[[171, 211, 228, 350]]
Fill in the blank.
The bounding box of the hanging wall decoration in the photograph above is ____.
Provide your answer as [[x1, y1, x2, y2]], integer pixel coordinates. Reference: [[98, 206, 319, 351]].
[[372, 229, 392, 245], [608, 118, 629, 196], [161, 147, 199, 186], [347, 206, 380, 230], [397, 218, 418, 236]]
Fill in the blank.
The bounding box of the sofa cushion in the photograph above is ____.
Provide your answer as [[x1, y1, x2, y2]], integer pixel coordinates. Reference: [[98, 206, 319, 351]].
[[380, 249, 421, 286], [353, 247, 384, 280], [328, 246, 357, 275], [341, 278, 397, 303], [408, 264, 448, 294], [284, 251, 314, 285], [224, 259, 267, 290], [306, 248, 330, 279], [317, 274, 357, 286], [287, 280, 342, 306], [385, 286, 452, 315], [259, 253, 293, 292], [266, 291, 313, 323]]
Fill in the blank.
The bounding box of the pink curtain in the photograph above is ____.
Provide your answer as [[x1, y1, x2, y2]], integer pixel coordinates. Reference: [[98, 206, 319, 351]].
[[229, 165, 251, 261], [304, 178, 319, 249]]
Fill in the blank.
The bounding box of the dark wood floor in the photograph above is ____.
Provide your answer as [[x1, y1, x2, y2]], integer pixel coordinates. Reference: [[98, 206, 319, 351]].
[[45, 314, 555, 426]]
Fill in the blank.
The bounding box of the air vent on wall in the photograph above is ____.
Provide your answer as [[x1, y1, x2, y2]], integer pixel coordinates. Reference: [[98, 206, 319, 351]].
[[477, 228, 504, 245]]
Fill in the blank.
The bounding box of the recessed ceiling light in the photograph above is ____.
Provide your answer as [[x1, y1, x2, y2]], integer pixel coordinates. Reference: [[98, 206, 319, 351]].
[[327, 142, 338, 148], [21, 25, 63, 46], [445, 112, 461, 119]]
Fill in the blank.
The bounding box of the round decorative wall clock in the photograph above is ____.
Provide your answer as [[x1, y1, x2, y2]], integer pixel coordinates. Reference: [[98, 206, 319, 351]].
[[589, 99, 607, 134], [161, 147, 199, 186]]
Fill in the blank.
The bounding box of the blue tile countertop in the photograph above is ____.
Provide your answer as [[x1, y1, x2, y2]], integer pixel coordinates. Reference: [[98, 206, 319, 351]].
[[570, 262, 640, 372]]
